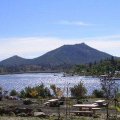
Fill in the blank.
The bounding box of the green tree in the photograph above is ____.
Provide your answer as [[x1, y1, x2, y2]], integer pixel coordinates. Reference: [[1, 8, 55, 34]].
[[20, 84, 52, 98], [70, 81, 87, 99], [50, 84, 57, 97], [10, 89, 18, 96], [0, 87, 2, 91], [92, 89, 104, 98], [20, 90, 26, 98], [50, 84, 64, 98], [35, 83, 51, 98], [0, 87, 2, 101]]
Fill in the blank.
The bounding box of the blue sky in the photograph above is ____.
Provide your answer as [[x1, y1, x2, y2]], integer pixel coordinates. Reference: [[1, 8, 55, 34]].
[[0, 0, 120, 60]]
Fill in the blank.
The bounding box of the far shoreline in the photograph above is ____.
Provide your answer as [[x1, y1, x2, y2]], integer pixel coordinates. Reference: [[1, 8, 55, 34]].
[[0, 71, 61, 75], [0, 72, 120, 80]]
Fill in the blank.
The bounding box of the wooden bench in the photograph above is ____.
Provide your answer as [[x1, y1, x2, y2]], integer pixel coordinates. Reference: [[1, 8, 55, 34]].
[[92, 108, 101, 110], [71, 111, 93, 116], [44, 101, 50, 106], [92, 108, 101, 114], [81, 107, 89, 111]]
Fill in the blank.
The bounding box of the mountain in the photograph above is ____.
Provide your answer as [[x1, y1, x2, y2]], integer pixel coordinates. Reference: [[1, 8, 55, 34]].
[[0, 55, 32, 67], [33, 43, 112, 66], [0, 43, 113, 67]]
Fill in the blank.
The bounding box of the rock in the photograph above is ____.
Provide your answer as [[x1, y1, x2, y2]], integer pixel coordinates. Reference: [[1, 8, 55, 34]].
[[37, 108, 42, 112], [23, 99, 33, 105], [9, 112, 16, 116], [17, 107, 27, 113], [17, 112, 27, 117], [34, 112, 46, 117]]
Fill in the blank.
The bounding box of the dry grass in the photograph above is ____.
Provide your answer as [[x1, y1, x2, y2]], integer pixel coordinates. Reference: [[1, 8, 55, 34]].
[[0, 115, 120, 120], [0, 116, 105, 120], [0, 117, 47, 120]]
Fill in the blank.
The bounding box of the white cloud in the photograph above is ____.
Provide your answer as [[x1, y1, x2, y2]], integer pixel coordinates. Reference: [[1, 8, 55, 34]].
[[58, 20, 93, 26], [0, 35, 120, 61], [82, 35, 120, 56]]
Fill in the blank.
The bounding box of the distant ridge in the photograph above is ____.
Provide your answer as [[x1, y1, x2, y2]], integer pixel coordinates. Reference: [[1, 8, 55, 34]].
[[0, 55, 32, 66], [0, 43, 113, 67]]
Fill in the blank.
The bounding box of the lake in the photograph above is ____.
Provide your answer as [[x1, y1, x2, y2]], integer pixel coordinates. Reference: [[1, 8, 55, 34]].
[[0, 73, 119, 95]]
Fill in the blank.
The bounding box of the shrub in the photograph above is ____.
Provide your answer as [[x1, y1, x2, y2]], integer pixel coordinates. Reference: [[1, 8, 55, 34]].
[[29, 89, 38, 98], [70, 81, 87, 99], [0, 87, 2, 101], [92, 89, 104, 98], [20, 83, 52, 98], [0, 87, 2, 91], [35, 83, 51, 98], [19, 90, 26, 98], [23, 99, 33, 105], [10, 89, 18, 96], [50, 84, 64, 98]]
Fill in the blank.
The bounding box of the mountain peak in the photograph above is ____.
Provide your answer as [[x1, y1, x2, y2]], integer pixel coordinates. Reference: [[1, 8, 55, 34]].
[[80, 42, 86, 45], [0, 43, 113, 67], [11, 55, 21, 59], [68, 42, 86, 46], [0, 55, 28, 66], [75, 42, 87, 46], [34, 43, 112, 66], [61, 43, 87, 48]]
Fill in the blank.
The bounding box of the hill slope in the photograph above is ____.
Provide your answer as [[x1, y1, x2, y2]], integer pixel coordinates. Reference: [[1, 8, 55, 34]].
[[33, 43, 112, 66], [0, 43, 113, 67], [0, 55, 32, 66]]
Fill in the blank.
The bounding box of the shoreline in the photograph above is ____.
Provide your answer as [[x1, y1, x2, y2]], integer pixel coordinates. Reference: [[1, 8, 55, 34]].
[[0, 71, 61, 75], [0, 72, 120, 80]]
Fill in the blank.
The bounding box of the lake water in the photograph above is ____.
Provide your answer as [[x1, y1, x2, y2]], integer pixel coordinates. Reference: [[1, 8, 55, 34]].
[[0, 73, 119, 95]]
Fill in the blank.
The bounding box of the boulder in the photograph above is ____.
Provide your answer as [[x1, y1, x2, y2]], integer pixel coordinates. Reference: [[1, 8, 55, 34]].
[[34, 112, 46, 117], [17, 112, 27, 117], [23, 99, 33, 105], [9, 112, 16, 116]]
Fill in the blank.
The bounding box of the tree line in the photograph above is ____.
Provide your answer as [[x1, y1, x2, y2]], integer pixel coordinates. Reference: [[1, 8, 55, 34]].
[[74, 57, 120, 76]]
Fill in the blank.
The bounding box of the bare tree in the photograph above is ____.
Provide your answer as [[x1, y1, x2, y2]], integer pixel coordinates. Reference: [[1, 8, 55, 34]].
[[0, 87, 2, 101], [100, 74, 119, 119]]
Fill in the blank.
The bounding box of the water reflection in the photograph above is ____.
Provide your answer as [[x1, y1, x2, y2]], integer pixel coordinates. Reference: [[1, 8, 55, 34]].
[[0, 73, 118, 95]]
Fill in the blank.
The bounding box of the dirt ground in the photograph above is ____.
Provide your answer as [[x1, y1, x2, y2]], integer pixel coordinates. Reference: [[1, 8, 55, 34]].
[[0, 98, 120, 120]]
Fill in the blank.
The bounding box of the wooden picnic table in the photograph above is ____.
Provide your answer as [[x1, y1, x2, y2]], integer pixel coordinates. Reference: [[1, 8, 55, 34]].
[[72, 104, 99, 116], [44, 99, 59, 107], [94, 100, 106, 107], [48, 99, 59, 102], [95, 100, 105, 103], [73, 104, 98, 110]]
